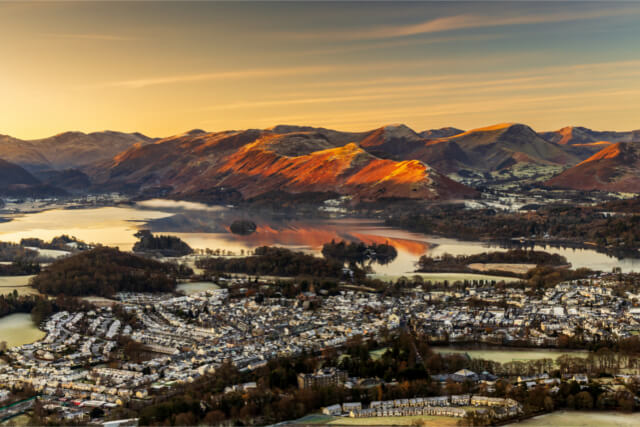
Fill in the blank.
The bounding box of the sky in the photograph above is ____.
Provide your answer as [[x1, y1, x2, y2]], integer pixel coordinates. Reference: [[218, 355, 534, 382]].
[[1, 1, 640, 139]]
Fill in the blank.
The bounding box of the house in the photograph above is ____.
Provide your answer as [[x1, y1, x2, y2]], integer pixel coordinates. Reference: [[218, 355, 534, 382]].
[[451, 369, 479, 383], [297, 367, 348, 389], [573, 374, 588, 384], [342, 402, 362, 413], [322, 404, 342, 416]]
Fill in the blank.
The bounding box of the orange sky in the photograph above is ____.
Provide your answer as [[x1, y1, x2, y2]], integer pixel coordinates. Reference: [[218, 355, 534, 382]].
[[1, 1, 639, 139]]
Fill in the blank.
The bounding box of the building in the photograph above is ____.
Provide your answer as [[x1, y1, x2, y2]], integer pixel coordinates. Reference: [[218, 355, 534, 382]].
[[322, 404, 342, 415], [297, 367, 348, 389], [342, 402, 362, 413]]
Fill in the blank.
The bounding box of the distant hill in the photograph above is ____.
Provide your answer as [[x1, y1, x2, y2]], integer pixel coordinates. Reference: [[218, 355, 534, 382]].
[[0, 159, 40, 186], [0, 131, 153, 171], [91, 128, 477, 202], [547, 142, 640, 192], [541, 126, 640, 159], [33, 169, 92, 194], [353, 123, 580, 174], [0, 135, 51, 170], [358, 124, 426, 158], [428, 123, 579, 171], [541, 126, 640, 145], [3, 122, 639, 199], [419, 127, 464, 139], [30, 131, 154, 169], [0, 159, 67, 197]]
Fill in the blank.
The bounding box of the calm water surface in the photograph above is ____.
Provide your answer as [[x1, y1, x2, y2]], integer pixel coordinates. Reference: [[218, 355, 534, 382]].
[[0, 200, 636, 276]]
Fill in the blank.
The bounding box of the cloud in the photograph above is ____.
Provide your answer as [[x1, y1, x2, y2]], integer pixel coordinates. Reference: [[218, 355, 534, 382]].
[[292, 7, 637, 40], [42, 33, 135, 41], [194, 93, 393, 112], [96, 54, 516, 90], [101, 65, 336, 89], [298, 33, 506, 56]]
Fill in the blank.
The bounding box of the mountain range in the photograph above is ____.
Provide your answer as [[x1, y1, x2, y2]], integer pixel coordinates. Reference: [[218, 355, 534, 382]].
[[1, 123, 638, 201]]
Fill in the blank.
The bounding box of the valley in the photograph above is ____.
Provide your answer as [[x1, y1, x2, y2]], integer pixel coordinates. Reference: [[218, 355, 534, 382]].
[[0, 121, 639, 427]]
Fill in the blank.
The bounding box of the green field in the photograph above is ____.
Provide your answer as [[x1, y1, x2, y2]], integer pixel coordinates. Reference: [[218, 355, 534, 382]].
[[368, 272, 520, 284], [0, 276, 37, 296], [369, 347, 389, 360], [290, 414, 338, 424], [1, 414, 32, 426], [289, 413, 460, 426], [327, 415, 459, 426], [512, 410, 640, 426], [434, 347, 589, 364], [0, 313, 45, 348], [339, 347, 389, 363]]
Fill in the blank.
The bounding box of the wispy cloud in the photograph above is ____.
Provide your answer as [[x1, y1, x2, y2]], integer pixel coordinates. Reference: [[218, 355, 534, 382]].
[[43, 33, 135, 41], [299, 33, 506, 56], [291, 7, 637, 41], [95, 54, 520, 90], [194, 93, 393, 112], [100, 66, 336, 89]]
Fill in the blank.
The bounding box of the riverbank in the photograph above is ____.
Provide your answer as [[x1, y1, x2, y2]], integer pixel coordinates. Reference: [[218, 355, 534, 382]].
[[368, 272, 521, 283]]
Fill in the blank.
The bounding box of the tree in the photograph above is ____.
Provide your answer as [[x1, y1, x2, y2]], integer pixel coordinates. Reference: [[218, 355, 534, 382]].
[[90, 407, 105, 419], [574, 391, 594, 410], [174, 412, 197, 426]]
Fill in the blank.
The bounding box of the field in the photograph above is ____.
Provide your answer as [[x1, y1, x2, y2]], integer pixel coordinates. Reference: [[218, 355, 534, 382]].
[[176, 281, 220, 294], [512, 410, 640, 426], [369, 348, 389, 360], [467, 263, 535, 275], [327, 415, 459, 426], [434, 347, 588, 364], [0, 313, 45, 348], [80, 296, 118, 307], [369, 272, 520, 283], [0, 276, 38, 296], [339, 347, 389, 363], [0, 414, 32, 426], [289, 413, 460, 426], [290, 414, 337, 424]]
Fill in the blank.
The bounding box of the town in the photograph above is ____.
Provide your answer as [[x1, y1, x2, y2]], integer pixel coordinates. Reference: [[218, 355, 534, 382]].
[[3, 269, 640, 425]]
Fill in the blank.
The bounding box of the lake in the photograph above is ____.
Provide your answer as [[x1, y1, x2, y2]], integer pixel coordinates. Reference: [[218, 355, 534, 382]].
[[0, 313, 45, 348], [511, 410, 640, 426], [0, 200, 636, 276], [434, 346, 589, 364]]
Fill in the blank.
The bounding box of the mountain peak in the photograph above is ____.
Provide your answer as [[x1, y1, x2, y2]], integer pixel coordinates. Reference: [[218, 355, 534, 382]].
[[419, 127, 464, 139], [548, 141, 640, 192], [576, 142, 630, 166], [268, 124, 327, 134], [382, 123, 419, 136], [473, 123, 516, 132]]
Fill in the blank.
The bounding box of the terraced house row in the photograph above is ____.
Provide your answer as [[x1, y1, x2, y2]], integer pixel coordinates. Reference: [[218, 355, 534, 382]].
[[325, 394, 522, 419]]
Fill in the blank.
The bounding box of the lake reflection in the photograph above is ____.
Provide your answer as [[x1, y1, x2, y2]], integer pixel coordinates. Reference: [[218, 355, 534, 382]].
[[0, 201, 636, 276]]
